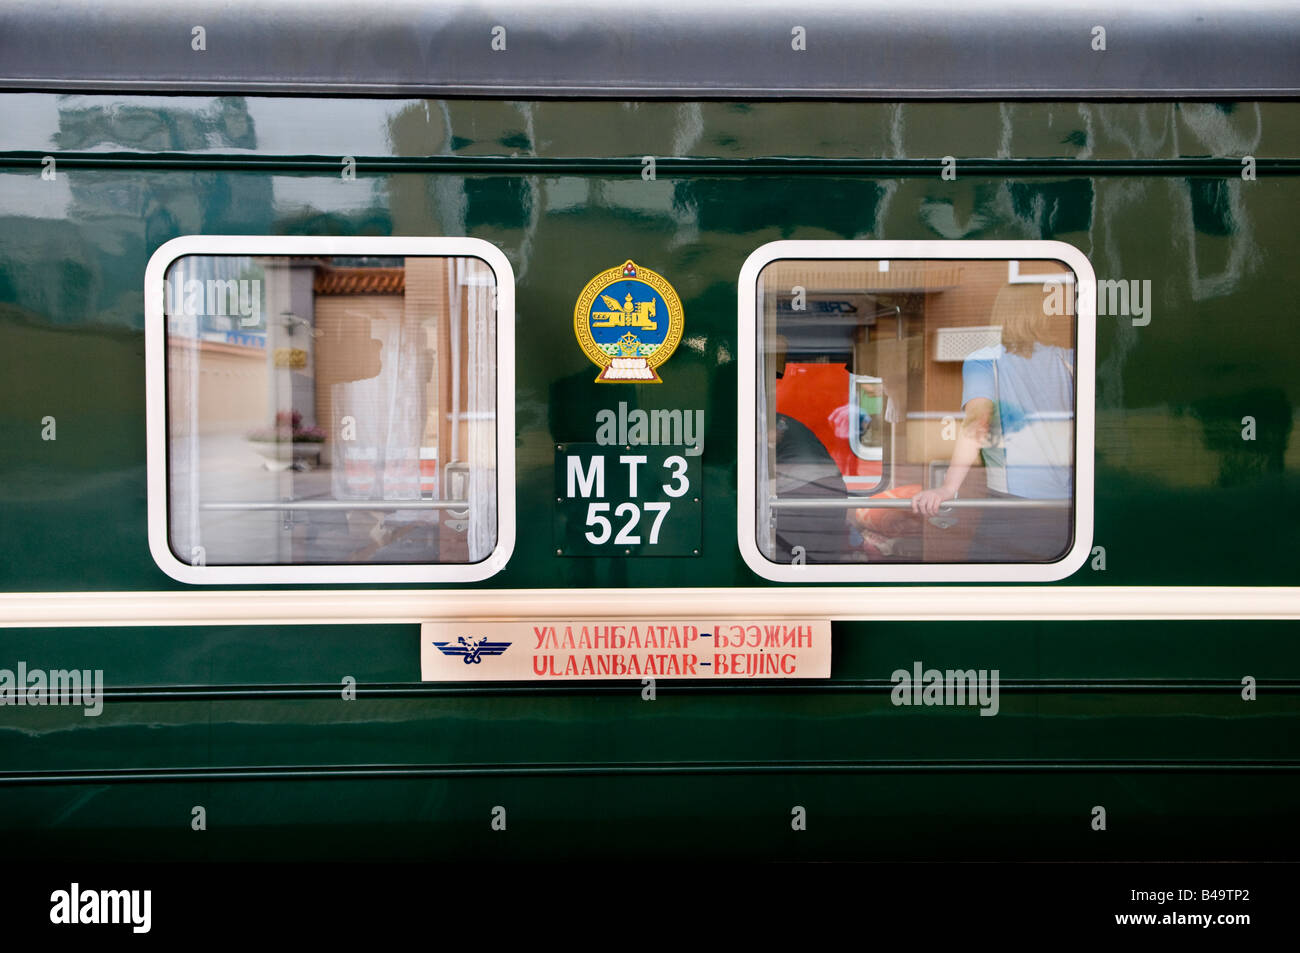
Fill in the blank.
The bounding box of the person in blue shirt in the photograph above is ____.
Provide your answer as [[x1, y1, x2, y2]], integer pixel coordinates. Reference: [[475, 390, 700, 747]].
[[911, 282, 1075, 561]]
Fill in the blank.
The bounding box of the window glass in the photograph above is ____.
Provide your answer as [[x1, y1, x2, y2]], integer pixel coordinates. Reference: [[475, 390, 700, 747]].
[[755, 257, 1078, 567], [163, 253, 498, 567]]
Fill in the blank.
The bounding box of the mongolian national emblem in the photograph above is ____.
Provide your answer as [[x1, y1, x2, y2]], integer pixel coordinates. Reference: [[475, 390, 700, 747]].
[[432, 635, 511, 665], [574, 260, 684, 382]]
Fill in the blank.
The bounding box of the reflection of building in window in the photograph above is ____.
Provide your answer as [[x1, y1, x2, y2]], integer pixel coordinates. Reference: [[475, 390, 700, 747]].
[[165, 254, 496, 567], [757, 258, 1076, 566]]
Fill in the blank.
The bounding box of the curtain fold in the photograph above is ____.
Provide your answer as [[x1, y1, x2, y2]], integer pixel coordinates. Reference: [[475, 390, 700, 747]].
[[465, 257, 498, 562]]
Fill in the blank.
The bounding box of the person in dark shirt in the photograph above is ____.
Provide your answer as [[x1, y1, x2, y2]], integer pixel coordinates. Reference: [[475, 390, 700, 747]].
[[771, 413, 850, 563]]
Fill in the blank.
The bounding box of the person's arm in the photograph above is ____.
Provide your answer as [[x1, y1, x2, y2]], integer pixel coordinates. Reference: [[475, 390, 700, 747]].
[[912, 397, 993, 516]]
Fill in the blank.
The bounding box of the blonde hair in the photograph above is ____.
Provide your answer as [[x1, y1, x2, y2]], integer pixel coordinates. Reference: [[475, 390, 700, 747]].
[[993, 282, 1072, 357]]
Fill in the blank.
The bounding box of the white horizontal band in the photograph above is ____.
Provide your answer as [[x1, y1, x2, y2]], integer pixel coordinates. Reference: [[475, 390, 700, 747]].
[[0, 588, 1296, 628]]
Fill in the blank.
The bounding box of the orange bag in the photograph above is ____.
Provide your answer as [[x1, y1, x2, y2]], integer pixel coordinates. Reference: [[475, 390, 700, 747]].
[[854, 484, 923, 536]]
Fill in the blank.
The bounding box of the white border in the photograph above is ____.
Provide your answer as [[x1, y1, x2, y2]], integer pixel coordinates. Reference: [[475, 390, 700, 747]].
[[737, 239, 1096, 583], [1008, 260, 1075, 284], [144, 235, 516, 585], [1, 588, 1298, 628]]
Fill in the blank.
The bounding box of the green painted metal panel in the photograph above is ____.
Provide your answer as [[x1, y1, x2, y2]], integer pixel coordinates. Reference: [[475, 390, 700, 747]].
[[0, 94, 1296, 859], [2, 164, 1299, 589]]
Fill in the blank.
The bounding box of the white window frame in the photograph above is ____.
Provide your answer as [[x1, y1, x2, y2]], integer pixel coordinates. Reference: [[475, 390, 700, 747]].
[[737, 239, 1095, 583], [144, 235, 516, 585], [1008, 259, 1076, 284]]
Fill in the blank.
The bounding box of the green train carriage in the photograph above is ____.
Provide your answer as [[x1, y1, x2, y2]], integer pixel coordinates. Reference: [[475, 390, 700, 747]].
[[0, 0, 1297, 861]]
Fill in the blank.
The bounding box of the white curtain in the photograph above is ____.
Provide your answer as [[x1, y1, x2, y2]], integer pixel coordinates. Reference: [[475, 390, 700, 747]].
[[165, 256, 200, 563], [330, 256, 496, 561], [330, 309, 425, 504], [462, 258, 498, 562]]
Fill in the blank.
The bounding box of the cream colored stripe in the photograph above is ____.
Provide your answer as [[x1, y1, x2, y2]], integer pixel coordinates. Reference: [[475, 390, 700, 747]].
[[0, 588, 1297, 627]]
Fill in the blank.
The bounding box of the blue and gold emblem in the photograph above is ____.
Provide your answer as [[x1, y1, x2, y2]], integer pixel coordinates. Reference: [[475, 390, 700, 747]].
[[574, 260, 684, 383]]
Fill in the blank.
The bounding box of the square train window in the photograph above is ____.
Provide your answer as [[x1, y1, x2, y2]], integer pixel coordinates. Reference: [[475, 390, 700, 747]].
[[738, 240, 1095, 583], [145, 236, 515, 584]]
